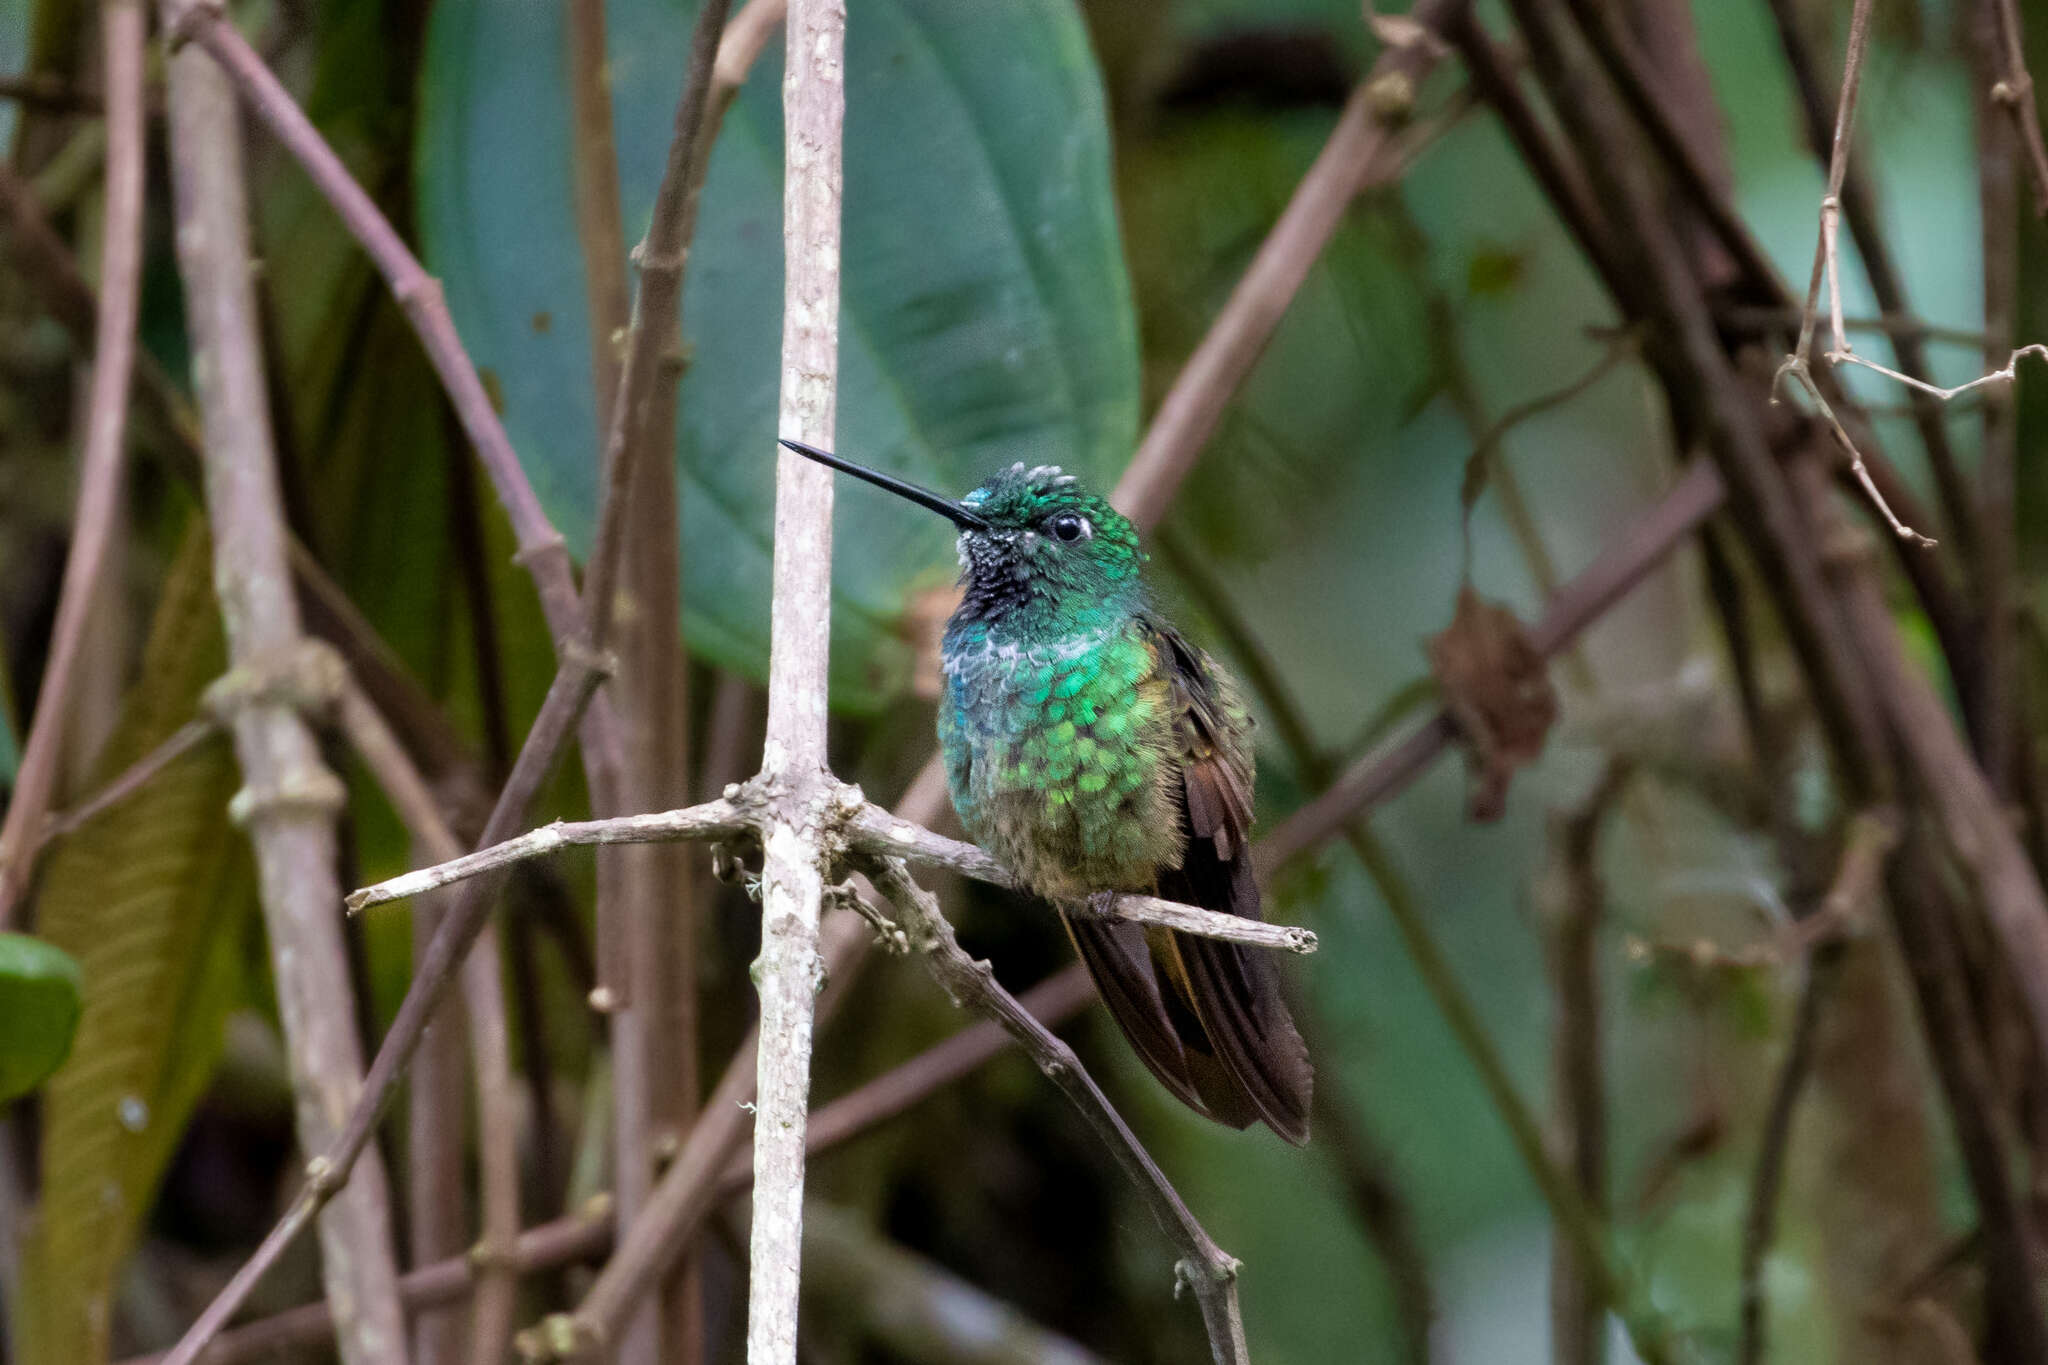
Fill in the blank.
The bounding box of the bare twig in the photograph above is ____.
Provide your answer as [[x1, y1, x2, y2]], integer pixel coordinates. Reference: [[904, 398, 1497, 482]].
[[1554, 0, 1781, 295], [1763, 0, 1980, 556], [863, 857, 1250, 1365], [161, 32, 409, 1365], [1112, 0, 1465, 529], [1771, 0, 1933, 547], [407, 881, 468, 1365], [348, 799, 1316, 954], [334, 681, 522, 1365], [0, 0, 148, 927], [38, 717, 219, 844]]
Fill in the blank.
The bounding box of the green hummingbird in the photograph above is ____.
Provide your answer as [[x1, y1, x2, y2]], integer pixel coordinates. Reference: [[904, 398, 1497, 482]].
[[783, 439, 1313, 1144]]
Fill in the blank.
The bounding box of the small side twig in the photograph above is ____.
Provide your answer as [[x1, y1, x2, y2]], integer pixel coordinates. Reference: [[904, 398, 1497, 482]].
[[38, 717, 219, 845], [863, 857, 1250, 1365]]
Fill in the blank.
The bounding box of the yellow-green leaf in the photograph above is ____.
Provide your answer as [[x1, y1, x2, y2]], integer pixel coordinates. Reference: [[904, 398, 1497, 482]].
[[16, 528, 253, 1365]]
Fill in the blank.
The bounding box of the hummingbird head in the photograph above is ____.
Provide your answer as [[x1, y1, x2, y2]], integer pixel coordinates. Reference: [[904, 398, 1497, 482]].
[[950, 462, 1143, 624], [779, 440, 1145, 633]]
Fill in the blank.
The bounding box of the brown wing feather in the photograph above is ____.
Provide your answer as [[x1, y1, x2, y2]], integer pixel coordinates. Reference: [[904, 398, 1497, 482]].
[[1151, 625, 1314, 1145], [1058, 911, 1216, 1119]]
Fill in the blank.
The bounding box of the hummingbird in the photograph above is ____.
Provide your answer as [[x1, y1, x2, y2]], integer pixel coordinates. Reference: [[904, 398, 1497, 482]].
[[782, 439, 1313, 1144]]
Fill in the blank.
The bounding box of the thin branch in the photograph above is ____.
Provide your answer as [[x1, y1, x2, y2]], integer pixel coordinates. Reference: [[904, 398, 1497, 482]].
[[1773, 0, 1932, 546], [848, 807, 1319, 953], [161, 29, 409, 1365], [334, 680, 522, 1365], [1990, 0, 2048, 215], [406, 880, 468, 1365], [1763, 0, 1980, 555], [862, 857, 1250, 1365], [347, 798, 1316, 954], [0, 0, 148, 927], [1112, 0, 1465, 529], [791, 965, 1094, 1158], [346, 803, 748, 906], [38, 716, 219, 844], [746, 4, 846, 1362]]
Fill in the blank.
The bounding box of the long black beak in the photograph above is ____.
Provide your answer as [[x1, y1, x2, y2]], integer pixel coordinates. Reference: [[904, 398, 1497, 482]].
[[779, 438, 992, 532]]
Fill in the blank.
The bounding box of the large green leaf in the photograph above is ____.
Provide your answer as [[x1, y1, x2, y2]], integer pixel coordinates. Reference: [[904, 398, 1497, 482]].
[[0, 931, 80, 1103], [416, 0, 1139, 710], [17, 528, 252, 1365]]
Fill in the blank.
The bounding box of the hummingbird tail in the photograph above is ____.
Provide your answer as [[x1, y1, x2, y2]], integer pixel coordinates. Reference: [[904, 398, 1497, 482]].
[[1060, 894, 1313, 1146]]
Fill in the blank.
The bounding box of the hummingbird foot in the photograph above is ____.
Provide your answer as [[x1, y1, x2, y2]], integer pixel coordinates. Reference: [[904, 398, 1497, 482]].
[[828, 878, 910, 955], [1072, 888, 1122, 924], [709, 832, 762, 890]]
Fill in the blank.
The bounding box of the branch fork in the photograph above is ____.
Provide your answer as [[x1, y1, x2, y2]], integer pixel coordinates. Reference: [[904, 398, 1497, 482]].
[[345, 790, 1320, 957]]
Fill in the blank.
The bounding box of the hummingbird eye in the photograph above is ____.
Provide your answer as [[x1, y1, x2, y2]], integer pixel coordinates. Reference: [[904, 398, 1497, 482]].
[[1047, 511, 1091, 543]]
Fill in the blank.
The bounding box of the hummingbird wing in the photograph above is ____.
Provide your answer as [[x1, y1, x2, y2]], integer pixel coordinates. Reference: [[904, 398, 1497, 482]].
[[1063, 623, 1312, 1144], [1150, 624, 1313, 1145]]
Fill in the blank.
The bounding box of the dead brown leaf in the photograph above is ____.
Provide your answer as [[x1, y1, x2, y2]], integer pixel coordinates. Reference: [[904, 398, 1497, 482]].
[[1425, 587, 1557, 821]]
